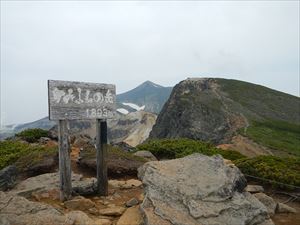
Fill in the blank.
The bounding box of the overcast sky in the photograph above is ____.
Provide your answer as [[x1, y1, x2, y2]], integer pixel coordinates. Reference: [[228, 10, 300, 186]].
[[1, 1, 299, 125]]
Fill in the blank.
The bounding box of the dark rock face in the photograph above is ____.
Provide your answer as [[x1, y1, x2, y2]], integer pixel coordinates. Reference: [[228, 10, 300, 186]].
[[150, 78, 239, 144], [0, 165, 18, 191], [138, 153, 272, 225], [150, 77, 300, 144]]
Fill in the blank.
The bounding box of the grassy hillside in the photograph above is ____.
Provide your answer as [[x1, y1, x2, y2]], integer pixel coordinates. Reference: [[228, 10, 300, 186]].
[[219, 79, 300, 123], [219, 79, 300, 156], [242, 120, 300, 157]]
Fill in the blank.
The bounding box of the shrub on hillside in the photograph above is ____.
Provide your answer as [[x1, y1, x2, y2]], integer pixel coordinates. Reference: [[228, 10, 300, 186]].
[[235, 155, 300, 188], [15, 128, 49, 143], [0, 140, 57, 170], [136, 138, 246, 161]]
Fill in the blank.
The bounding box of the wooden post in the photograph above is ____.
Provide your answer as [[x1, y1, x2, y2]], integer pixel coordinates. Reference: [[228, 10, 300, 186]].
[[96, 119, 108, 196], [58, 120, 72, 201]]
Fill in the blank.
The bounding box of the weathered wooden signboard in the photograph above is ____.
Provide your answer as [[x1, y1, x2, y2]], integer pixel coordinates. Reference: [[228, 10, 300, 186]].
[[48, 80, 116, 201], [48, 80, 116, 120]]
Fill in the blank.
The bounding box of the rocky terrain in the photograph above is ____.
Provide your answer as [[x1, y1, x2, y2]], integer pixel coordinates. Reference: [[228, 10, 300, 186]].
[[150, 78, 300, 157], [1, 150, 298, 225], [47, 110, 157, 147]]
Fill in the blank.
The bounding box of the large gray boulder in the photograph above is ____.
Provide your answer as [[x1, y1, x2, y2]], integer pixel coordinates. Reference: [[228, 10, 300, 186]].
[[138, 153, 273, 225], [0, 165, 18, 191]]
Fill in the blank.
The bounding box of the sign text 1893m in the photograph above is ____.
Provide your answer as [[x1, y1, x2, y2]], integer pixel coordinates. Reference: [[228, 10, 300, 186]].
[[48, 80, 116, 120]]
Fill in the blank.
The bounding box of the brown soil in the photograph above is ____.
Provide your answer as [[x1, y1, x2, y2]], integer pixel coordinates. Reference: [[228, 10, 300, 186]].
[[218, 135, 274, 158], [271, 194, 300, 225], [31, 182, 143, 224]]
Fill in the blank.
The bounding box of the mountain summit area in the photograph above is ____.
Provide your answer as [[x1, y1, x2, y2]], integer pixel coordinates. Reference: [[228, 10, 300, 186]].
[[150, 78, 300, 157]]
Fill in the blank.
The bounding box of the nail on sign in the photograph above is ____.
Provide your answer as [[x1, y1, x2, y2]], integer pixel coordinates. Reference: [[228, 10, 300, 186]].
[[48, 80, 116, 120]]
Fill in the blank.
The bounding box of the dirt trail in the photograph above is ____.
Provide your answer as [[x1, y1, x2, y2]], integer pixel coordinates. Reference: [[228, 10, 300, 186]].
[[70, 146, 95, 178]]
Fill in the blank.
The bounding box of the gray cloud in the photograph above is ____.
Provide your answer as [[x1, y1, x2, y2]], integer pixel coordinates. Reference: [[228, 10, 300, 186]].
[[1, 1, 299, 125]]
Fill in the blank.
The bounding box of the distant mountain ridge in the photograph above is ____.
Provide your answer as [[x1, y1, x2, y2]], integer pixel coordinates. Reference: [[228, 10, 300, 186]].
[[0, 81, 172, 140]]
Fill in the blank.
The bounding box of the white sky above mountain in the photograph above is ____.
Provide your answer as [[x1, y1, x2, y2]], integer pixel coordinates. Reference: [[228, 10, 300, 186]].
[[0, 1, 299, 125]]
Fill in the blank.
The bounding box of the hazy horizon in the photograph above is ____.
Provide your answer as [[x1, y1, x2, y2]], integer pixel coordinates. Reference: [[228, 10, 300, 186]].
[[1, 1, 299, 125]]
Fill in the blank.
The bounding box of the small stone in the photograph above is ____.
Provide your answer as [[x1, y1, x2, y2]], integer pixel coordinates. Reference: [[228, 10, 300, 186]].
[[65, 211, 93, 225], [94, 218, 112, 225], [64, 197, 95, 211], [137, 193, 144, 202], [133, 151, 157, 161], [254, 193, 277, 216], [245, 185, 264, 193], [100, 206, 126, 216], [113, 192, 121, 198], [117, 206, 143, 225], [126, 198, 139, 207], [88, 207, 99, 215], [276, 203, 297, 214], [109, 180, 126, 188], [122, 179, 142, 189]]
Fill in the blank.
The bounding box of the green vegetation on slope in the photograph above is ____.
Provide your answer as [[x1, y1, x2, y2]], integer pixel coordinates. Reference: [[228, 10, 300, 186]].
[[15, 128, 49, 143], [0, 140, 57, 170], [243, 120, 300, 157], [219, 79, 300, 124], [235, 156, 300, 188], [137, 138, 246, 161], [137, 138, 300, 189], [81, 144, 147, 163]]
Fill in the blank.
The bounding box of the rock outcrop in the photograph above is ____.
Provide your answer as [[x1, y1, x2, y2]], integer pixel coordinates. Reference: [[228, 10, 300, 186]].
[[0, 165, 17, 191], [49, 111, 157, 147], [138, 153, 273, 225], [253, 193, 277, 216], [150, 78, 300, 145]]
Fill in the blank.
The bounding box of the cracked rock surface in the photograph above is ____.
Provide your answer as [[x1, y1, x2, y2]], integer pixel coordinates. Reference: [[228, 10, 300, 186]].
[[138, 153, 273, 225]]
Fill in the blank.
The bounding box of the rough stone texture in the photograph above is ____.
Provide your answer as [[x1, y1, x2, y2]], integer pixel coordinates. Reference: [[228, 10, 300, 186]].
[[149, 78, 243, 144], [122, 179, 142, 189], [133, 151, 158, 161], [126, 197, 139, 207], [276, 203, 297, 214], [117, 206, 143, 225], [138, 153, 272, 225], [0, 165, 18, 191], [64, 197, 96, 210], [108, 179, 142, 189], [93, 218, 112, 225], [99, 206, 126, 216], [254, 193, 277, 216], [8, 172, 98, 198], [245, 185, 264, 193], [0, 191, 113, 225]]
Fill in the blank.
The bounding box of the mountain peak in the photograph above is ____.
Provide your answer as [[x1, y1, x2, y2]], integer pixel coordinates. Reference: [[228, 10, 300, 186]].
[[140, 80, 163, 88]]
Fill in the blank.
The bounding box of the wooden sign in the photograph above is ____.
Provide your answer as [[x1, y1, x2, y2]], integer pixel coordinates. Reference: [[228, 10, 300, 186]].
[[47, 79, 115, 201], [48, 80, 116, 120]]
